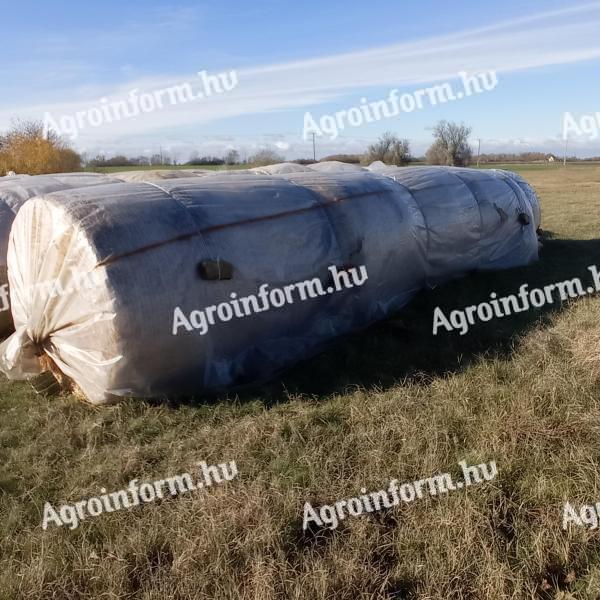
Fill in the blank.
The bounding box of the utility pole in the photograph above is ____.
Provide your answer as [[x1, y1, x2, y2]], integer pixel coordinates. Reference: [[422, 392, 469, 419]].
[[563, 137, 568, 167], [476, 138, 481, 167], [312, 133, 316, 162]]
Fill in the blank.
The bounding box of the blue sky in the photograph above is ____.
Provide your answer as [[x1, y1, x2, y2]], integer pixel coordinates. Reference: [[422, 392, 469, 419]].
[[2, 0, 600, 159]]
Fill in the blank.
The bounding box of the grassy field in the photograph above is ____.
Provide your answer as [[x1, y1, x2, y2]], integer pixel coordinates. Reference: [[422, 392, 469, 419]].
[[1, 164, 600, 599]]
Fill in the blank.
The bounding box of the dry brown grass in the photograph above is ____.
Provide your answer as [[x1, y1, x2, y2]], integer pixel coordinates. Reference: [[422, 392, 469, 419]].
[[0, 164, 599, 599]]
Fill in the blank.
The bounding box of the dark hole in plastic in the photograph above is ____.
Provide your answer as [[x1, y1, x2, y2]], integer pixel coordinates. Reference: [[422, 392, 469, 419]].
[[518, 213, 531, 226], [197, 259, 234, 281]]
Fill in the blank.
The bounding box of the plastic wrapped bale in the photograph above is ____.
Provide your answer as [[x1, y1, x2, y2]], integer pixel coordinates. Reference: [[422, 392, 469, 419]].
[[0, 168, 540, 404], [489, 169, 541, 231], [200, 170, 265, 178], [366, 161, 388, 171], [372, 166, 540, 279], [114, 170, 212, 183], [310, 161, 367, 172], [1, 173, 28, 180], [250, 163, 314, 175], [0, 173, 120, 335]]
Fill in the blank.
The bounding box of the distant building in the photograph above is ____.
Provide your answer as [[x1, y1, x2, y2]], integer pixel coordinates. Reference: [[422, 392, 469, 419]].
[[548, 155, 556, 162]]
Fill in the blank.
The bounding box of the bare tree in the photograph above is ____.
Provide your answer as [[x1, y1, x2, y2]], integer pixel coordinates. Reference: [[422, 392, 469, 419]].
[[364, 132, 411, 166], [426, 120, 473, 167], [224, 149, 240, 165]]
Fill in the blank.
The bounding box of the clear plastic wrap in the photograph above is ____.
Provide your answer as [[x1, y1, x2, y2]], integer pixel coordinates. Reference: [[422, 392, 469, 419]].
[[0, 167, 540, 404], [0, 173, 120, 334]]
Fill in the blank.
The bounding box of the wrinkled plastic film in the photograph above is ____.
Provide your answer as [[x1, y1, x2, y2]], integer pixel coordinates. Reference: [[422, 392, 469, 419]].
[[0, 173, 120, 335], [0, 167, 541, 404]]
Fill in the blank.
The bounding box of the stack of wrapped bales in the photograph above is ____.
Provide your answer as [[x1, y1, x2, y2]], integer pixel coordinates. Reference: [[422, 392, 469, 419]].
[[0, 167, 540, 404]]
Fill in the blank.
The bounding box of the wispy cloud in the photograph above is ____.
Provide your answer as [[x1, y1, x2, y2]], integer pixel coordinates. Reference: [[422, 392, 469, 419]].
[[2, 2, 600, 148]]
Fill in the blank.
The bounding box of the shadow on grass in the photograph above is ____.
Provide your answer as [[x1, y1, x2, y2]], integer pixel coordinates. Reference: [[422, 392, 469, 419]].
[[158, 233, 600, 409]]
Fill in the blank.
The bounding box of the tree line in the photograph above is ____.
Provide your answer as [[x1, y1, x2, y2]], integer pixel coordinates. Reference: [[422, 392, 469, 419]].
[[364, 121, 473, 166], [0, 118, 592, 176]]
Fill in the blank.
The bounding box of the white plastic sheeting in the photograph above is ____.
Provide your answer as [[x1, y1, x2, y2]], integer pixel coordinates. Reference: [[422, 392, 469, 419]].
[[370, 166, 541, 277], [113, 170, 212, 182], [0, 170, 223, 332], [311, 161, 367, 172], [0, 173, 120, 334], [249, 163, 315, 175], [0, 167, 540, 404]]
